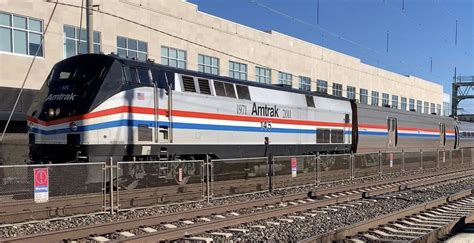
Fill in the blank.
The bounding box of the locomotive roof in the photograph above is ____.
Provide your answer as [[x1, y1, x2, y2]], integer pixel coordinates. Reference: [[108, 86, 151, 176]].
[[72, 53, 350, 102]]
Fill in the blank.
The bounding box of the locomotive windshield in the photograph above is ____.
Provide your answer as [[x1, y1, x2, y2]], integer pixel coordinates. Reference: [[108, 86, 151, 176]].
[[28, 54, 114, 121]]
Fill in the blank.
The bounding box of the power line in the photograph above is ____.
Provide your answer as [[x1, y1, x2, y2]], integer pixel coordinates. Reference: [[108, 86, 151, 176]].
[[250, 0, 441, 77], [1, 0, 60, 143], [47, 1, 445, 102]]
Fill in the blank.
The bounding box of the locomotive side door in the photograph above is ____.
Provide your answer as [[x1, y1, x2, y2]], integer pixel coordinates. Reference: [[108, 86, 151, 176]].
[[439, 123, 446, 148], [152, 70, 172, 143], [387, 117, 398, 149]]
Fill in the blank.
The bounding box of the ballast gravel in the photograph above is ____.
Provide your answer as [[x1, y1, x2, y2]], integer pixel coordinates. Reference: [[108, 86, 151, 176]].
[[200, 178, 474, 242]]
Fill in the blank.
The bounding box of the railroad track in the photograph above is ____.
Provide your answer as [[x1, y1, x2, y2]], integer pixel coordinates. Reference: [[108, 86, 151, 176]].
[[0, 166, 449, 224], [4, 168, 472, 242], [343, 193, 474, 242]]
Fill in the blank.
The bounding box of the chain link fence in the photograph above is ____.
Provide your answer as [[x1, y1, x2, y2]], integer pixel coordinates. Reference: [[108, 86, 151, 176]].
[[273, 155, 316, 189], [422, 150, 438, 170], [116, 160, 203, 210], [0, 162, 106, 223], [353, 153, 380, 178], [452, 149, 463, 168], [404, 151, 422, 172], [319, 154, 352, 182], [381, 152, 403, 174], [211, 157, 268, 198], [2, 148, 473, 217]]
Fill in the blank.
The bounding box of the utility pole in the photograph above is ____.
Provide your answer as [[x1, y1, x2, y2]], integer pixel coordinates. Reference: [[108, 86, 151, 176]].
[[86, 0, 94, 53]]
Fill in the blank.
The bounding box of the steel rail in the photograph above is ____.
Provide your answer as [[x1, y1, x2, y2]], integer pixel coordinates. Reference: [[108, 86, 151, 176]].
[[301, 190, 474, 242], [117, 171, 474, 242]]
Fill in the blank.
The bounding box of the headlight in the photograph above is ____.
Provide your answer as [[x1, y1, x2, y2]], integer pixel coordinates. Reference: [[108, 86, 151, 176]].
[[55, 108, 60, 116], [48, 108, 54, 117], [70, 122, 78, 132]]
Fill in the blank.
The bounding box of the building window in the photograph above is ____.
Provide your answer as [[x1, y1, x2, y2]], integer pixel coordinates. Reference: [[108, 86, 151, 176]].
[[229, 61, 247, 80], [332, 83, 343, 97], [423, 101, 429, 114], [443, 101, 450, 116], [400, 97, 407, 111], [360, 89, 368, 104], [0, 12, 43, 56], [278, 72, 292, 86], [347, 86, 356, 99], [371, 91, 379, 106], [64, 25, 100, 58], [417, 100, 422, 113], [430, 103, 435, 114], [317, 80, 328, 93], [198, 54, 219, 75], [255, 66, 272, 84], [161, 46, 186, 68], [300, 76, 311, 91], [392, 95, 398, 109], [409, 98, 415, 111], [436, 104, 441, 115], [117, 36, 148, 61], [382, 93, 390, 107]]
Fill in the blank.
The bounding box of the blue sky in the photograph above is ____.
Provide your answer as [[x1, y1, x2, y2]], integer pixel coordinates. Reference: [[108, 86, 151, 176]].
[[188, 0, 473, 113]]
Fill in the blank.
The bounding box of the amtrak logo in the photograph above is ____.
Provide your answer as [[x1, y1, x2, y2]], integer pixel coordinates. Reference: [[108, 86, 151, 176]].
[[46, 93, 77, 101]]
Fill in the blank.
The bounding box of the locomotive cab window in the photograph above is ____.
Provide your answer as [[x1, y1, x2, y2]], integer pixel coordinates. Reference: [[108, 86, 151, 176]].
[[137, 68, 152, 85], [123, 66, 152, 85]]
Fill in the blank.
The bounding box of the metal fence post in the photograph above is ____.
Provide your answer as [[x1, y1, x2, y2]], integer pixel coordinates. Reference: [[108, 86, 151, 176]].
[[316, 153, 321, 185], [350, 152, 355, 180], [461, 148, 464, 167], [420, 149, 423, 170], [116, 161, 120, 210], [102, 162, 107, 212], [201, 159, 205, 200], [109, 157, 114, 214], [268, 153, 274, 192], [450, 150, 453, 168], [437, 149, 440, 170], [401, 149, 405, 172], [378, 151, 382, 177], [205, 154, 211, 203]]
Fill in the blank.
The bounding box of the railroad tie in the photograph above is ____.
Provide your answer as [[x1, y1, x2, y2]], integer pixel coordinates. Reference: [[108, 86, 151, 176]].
[[391, 223, 432, 232], [89, 236, 110, 242], [227, 228, 249, 234], [382, 226, 425, 235], [184, 236, 213, 243], [209, 232, 233, 238], [371, 229, 416, 239], [140, 227, 157, 233], [118, 231, 135, 237], [250, 225, 266, 229]]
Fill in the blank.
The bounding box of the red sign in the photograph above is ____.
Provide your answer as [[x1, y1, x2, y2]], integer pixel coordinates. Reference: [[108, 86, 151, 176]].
[[34, 168, 48, 187], [291, 158, 297, 177], [34, 168, 49, 203]]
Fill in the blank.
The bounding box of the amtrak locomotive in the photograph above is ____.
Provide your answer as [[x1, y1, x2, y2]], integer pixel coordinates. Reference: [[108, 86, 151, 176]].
[[27, 54, 474, 164]]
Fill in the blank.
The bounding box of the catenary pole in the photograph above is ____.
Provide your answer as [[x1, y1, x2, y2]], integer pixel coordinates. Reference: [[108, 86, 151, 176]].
[[86, 0, 94, 53]]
